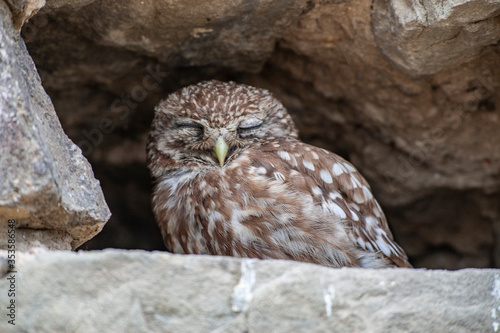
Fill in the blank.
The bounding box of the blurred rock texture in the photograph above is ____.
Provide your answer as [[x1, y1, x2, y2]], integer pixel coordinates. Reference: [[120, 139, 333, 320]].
[[0, 0, 498, 269]]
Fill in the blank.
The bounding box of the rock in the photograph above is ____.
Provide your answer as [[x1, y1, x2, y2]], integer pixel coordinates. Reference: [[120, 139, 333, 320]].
[[6, 0, 46, 30], [0, 1, 110, 251], [40, 0, 313, 72], [372, 0, 500, 77], [0, 249, 496, 332]]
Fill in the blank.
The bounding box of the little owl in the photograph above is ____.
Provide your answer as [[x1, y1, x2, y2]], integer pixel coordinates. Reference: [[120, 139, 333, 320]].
[[147, 80, 411, 268]]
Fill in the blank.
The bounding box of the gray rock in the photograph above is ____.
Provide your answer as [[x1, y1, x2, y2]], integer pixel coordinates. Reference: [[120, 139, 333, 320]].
[[0, 249, 496, 332], [0, 1, 110, 250], [372, 0, 500, 77]]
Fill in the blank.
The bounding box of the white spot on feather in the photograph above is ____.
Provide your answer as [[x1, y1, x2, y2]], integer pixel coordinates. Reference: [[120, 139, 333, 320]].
[[375, 231, 392, 257], [302, 160, 315, 171], [324, 201, 346, 219], [365, 216, 378, 228], [329, 192, 342, 200], [351, 176, 362, 188], [343, 162, 357, 172], [256, 167, 267, 175], [278, 151, 291, 161], [353, 192, 365, 204], [362, 186, 373, 200], [357, 237, 366, 249], [311, 151, 319, 159], [273, 172, 286, 182], [311, 186, 322, 196], [207, 211, 224, 238], [332, 163, 344, 176], [320, 170, 333, 184], [373, 201, 383, 218]]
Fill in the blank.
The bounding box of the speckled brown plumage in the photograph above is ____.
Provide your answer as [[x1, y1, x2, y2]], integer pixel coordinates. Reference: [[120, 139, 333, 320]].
[[147, 80, 411, 268]]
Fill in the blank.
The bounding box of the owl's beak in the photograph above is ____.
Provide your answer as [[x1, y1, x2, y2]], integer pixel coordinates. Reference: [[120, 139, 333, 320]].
[[214, 136, 229, 167]]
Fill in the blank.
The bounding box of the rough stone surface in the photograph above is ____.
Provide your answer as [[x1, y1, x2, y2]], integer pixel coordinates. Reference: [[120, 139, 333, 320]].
[[0, 249, 496, 332], [39, 0, 312, 72], [6, 0, 45, 30], [0, 1, 110, 250], [15, 0, 500, 269], [372, 0, 500, 77]]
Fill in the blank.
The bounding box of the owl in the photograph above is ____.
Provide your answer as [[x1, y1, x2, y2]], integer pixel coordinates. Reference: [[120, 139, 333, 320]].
[[147, 80, 411, 268]]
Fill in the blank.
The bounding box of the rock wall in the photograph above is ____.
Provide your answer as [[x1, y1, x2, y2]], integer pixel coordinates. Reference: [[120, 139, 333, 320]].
[[0, 249, 496, 332], [0, 0, 498, 269]]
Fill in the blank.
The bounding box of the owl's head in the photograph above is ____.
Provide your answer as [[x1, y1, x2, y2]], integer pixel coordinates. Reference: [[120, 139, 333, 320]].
[[147, 80, 299, 176]]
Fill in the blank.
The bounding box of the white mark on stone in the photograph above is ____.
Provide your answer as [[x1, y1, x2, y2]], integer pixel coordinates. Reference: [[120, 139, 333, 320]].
[[492, 275, 500, 332], [322, 284, 336, 318], [492, 274, 500, 300], [232, 259, 256, 313]]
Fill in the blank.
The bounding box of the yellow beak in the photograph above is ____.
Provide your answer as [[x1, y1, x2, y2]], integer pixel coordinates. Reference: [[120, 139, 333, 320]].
[[214, 136, 229, 167]]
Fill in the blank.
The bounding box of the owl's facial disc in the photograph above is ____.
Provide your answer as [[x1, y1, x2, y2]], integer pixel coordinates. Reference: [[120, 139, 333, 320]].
[[150, 81, 300, 170]]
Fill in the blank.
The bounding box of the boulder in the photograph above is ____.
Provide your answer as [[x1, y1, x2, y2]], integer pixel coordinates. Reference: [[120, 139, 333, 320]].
[[372, 0, 500, 77], [0, 0, 111, 250]]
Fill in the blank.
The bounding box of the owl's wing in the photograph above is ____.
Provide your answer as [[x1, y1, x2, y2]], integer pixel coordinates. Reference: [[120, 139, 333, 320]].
[[257, 139, 411, 267]]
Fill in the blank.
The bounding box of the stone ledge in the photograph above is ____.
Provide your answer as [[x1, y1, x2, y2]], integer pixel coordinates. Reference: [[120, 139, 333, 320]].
[[0, 249, 496, 332]]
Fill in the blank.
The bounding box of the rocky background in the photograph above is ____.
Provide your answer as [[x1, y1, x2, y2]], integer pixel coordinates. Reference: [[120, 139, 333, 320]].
[[1, 0, 500, 270]]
